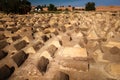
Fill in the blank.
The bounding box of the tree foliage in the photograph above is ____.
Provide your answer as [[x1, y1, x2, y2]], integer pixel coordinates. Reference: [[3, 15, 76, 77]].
[[85, 2, 96, 11], [0, 0, 31, 14], [48, 4, 57, 11]]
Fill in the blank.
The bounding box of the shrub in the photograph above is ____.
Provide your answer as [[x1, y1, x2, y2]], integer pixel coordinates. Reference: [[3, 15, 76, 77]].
[[85, 2, 96, 11]]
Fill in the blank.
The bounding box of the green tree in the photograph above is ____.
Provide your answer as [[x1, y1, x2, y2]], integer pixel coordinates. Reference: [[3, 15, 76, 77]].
[[48, 4, 57, 11], [85, 2, 96, 11], [19, 0, 31, 14], [0, 0, 31, 14]]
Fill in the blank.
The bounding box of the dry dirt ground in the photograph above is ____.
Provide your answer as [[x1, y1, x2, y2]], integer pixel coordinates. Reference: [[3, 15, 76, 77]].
[[0, 11, 120, 80]]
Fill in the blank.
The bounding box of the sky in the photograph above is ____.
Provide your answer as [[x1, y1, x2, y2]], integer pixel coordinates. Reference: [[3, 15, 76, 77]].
[[29, 0, 120, 6]]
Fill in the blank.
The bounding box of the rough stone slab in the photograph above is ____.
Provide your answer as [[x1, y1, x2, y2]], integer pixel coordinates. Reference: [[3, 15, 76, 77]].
[[60, 59, 88, 72], [105, 63, 120, 78], [12, 35, 21, 41], [87, 29, 99, 40], [12, 51, 29, 67], [53, 71, 69, 80], [0, 50, 8, 60], [47, 45, 58, 57], [41, 35, 49, 42], [0, 34, 6, 40], [37, 56, 49, 75], [0, 65, 15, 80], [102, 41, 120, 62], [14, 40, 28, 51], [48, 39, 61, 48], [104, 41, 120, 48], [40, 51, 52, 60], [0, 40, 9, 49], [24, 47, 36, 54], [61, 36, 72, 47], [33, 42, 44, 51], [58, 47, 87, 58]]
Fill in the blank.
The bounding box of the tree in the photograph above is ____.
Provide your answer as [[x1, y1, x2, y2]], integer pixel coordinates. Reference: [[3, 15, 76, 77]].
[[85, 2, 96, 11], [48, 4, 57, 11], [19, 0, 31, 14], [0, 0, 31, 14]]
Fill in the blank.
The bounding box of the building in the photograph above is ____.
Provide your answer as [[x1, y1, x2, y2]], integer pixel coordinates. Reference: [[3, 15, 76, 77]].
[[57, 6, 73, 11], [74, 7, 85, 11], [96, 6, 120, 11], [43, 7, 48, 11]]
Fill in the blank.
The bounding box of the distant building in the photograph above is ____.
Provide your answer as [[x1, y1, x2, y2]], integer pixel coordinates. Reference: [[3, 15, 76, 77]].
[[96, 6, 120, 11], [57, 6, 73, 11], [74, 7, 85, 11], [43, 7, 48, 11], [31, 6, 36, 12]]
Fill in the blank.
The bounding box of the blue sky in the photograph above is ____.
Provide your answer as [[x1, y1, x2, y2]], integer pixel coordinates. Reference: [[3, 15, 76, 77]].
[[29, 0, 120, 6]]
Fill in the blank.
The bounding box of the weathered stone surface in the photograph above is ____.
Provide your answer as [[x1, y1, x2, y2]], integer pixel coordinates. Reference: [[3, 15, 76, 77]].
[[61, 36, 72, 46], [0, 65, 15, 80], [41, 35, 49, 42], [12, 35, 21, 41], [14, 40, 28, 51], [7, 27, 19, 33], [33, 42, 44, 51], [60, 59, 88, 72], [37, 56, 49, 75], [53, 71, 69, 80], [47, 45, 58, 57], [0, 50, 8, 60], [87, 29, 99, 40], [0, 11, 120, 80], [0, 34, 6, 40], [58, 47, 87, 58], [102, 41, 120, 62], [12, 51, 29, 67], [0, 27, 4, 31], [25, 47, 36, 54], [0, 40, 9, 49], [105, 63, 120, 78]]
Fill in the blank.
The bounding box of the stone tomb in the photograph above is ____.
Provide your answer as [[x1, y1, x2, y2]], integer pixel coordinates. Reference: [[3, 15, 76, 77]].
[[53, 71, 69, 80], [58, 47, 87, 58], [14, 40, 28, 51], [102, 41, 120, 62], [12, 50, 29, 67], [0, 50, 8, 60], [47, 45, 58, 57], [58, 47, 88, 72], [0, 40, 9, 49], [37, 56, 49, 75], [0, 65, 15, 80]]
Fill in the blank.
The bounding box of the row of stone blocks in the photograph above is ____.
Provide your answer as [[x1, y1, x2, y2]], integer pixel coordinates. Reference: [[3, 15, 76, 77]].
[[0, 34, 57, 80], [0, 50, 29, 80], [37, 56, 69, 80]]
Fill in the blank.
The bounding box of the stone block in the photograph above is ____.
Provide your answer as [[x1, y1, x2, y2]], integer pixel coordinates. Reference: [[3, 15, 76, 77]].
[[58, 47, 87, 58], [102, 41, 120, 62], [33, 42, 44, 51], [37, 56, 49, 75], [53, 71, 69, 80], [0, 40, 9, 49], [0, 50, 8, 60], [41, 35, 49, 42], [12, 35, 21, 41], [12, 50, 29, 67], [61, 59, 88, 72], [14, 40, 28, 51], [47, 45, 58, 57], [0, 65, 15, 80]]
